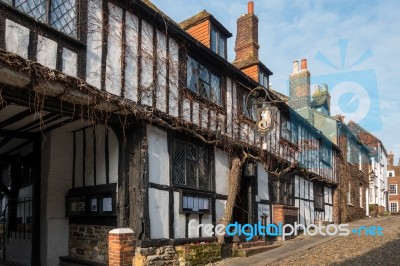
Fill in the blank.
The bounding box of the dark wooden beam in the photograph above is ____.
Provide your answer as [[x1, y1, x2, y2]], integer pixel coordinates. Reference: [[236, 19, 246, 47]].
[[0, 129, 36, 139], [31, 136, 41, 265], [1, 140, 31, 155], [129, 125, 150, 239], [17, 113, 61, 132]]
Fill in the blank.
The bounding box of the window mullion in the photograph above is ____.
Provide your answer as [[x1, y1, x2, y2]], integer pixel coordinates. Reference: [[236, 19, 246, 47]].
[[46, 0, 51, 25]]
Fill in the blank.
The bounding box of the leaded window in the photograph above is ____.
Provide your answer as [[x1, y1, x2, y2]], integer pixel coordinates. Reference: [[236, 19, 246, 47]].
[[171, 138, 211, 190], [319, 139, 332, 166], [242, 91, 257, 120], [211, 27, 226, 58], [272, 177, 293, 205], [281, 116, 298, 144], [314, 184, 324, 209], [3, 0, 77, 37], [187, 56, 221, 105]]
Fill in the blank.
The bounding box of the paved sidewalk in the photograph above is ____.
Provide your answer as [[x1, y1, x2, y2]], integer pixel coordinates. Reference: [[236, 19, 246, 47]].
[[226, 216, 391, 266]]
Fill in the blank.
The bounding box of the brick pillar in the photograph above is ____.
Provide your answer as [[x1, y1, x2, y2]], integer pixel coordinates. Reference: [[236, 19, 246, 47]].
[[332, 186, 340, 224], [108, 228, 135, 266]]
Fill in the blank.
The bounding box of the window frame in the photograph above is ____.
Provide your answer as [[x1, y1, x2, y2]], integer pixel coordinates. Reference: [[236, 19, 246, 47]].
[[210, 26, 226, 59], [314, 183, 324, 210], [390, 202, 398, 213], [272, 176, 293, 206], [280, 115, 298, 145], [170, 136, 214, 192], [186, 55, 222, 106], [179, 190, 212, 214], [319, 139, 332, 166], [2, 0, 78, 38], [389, 184, 397, 195]]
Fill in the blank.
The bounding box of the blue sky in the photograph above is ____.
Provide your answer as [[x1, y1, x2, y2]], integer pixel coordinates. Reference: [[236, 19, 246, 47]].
[[151, 0, 400, 162]]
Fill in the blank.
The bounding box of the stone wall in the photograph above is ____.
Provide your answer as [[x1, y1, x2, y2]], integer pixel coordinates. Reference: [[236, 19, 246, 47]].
[[69, 224, 114, 263], [134, 243, 221, 266]]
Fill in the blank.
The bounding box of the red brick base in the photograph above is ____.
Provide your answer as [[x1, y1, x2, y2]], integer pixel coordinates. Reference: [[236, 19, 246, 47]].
[[108, 228, 135, 266]]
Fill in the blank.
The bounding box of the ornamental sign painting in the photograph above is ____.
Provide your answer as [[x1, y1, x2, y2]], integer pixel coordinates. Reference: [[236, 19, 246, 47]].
[[257, 107, 274, 134]]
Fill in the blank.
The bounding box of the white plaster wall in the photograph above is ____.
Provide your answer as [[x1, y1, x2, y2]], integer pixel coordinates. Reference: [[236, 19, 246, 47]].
[[62, 48, 78, 77], [5, 20, 29, 59], [299, 200, 305, 225], [324, 187, 329, 204], [125, 11, 139, 102], [74, 131, 83, 187], [148, 126, 170, 186], [188, 215, 199, 238], [294, 176, 299, 197], [108, 128, 119, 184], [201, 214, 213, 237], [300, 177, 305, 199], [310, 202, 315, 223], [95, 126, 107, 185], [37, 35, 57, 69], [74, 126, 117, 186], [140, 20, 154, 107], [257, 163, 269, 200], [168, 38, 179, 117], [232, 82, 238, 137], [257, 204, 270, 223], [304, 180, 309, 200], [105, 3, 123, 96], [215, 150, 229, 195], [182, 99, 190, 122], [173, 192, 186, 238], [156, 30, 167, 113], [201, 107, 208, 129], [304, 201, 310, 225], [210, 110, 216, 131], [41, 132, 74, 265], [192, 102, 199, 126], [85, 129, 95, 186], [215, 199, 226, 223], [86, 0, 103, 88], [226, 78, 232, 137], [149, 188, 169, 239]]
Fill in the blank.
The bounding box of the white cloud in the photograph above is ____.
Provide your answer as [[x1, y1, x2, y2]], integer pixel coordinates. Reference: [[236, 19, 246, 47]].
[[151, 0, 400, 160]]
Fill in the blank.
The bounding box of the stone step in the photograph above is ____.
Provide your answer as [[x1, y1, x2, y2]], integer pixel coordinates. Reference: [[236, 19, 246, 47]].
[[234, 244, 281, 257], [239, 240, 275, 249]]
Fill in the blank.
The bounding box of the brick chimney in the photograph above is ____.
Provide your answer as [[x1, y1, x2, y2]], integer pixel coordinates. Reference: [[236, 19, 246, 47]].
[[388, 151, 394, 167], [233, 1, 259, 70], [289, 59, 311, 110]]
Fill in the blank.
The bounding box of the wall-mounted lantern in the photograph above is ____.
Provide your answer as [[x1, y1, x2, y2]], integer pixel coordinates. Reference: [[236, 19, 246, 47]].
[[244, 161, 257, 177]]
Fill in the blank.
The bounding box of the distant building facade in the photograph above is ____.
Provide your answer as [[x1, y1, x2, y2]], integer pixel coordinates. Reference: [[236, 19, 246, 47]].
[[387, 152, 400, 213]]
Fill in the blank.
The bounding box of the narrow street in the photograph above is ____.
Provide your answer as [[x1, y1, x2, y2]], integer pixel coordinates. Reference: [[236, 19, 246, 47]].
[[269, 216, 400, 265], [222, 216, 400, 266]]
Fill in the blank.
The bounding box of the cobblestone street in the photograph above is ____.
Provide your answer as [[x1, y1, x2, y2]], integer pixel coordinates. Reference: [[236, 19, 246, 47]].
[[220, 216, 400, 266], [268, 216, 400, 266]]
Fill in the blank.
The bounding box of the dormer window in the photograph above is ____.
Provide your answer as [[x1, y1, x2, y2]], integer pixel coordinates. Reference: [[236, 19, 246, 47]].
[[211, 27, 226, 59], [259, 70, 268, 88], [187, 56, 221, 105]]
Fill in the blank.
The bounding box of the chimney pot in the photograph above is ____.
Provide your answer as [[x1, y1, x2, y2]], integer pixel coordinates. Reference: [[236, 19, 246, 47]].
[[293, 60, 299, 73], [248, 1, 254, 14], [301, 59, 307, 70]]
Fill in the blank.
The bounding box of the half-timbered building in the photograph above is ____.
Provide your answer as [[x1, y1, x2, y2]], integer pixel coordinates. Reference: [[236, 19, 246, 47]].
[[0, 0, 340, 265]]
